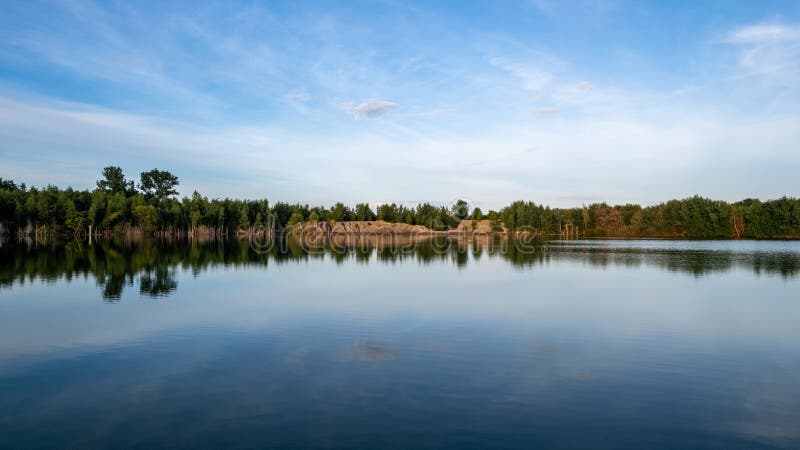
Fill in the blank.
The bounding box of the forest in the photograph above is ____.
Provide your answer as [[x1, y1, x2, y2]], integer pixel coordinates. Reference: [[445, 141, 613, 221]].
[[1, 166, 799, 239]]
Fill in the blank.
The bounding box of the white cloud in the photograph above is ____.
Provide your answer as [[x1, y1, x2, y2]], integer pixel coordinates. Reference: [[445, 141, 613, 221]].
[[489, 56, 554, 92], [489, 54, 613, 111], [551, 81, 596, 105], [399, 107, 456, 118], [724, 23, 800, 82], [346, 99, 397, 119], [531, 0, 620, 18], [535, 107, 559, 115], [3, 4, 800, 209], [3, 94, 799, 209], [725, 23, 800, 44], [285, 91, 311, 102]]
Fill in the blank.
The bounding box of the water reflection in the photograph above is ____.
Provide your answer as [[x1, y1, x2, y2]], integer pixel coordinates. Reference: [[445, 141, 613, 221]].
[[2, 237, 800, 449], [346, 341, 396, 361], [1, 237, 799, 300]]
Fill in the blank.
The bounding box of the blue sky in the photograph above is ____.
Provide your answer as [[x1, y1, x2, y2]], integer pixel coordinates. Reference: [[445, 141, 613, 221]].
[[1, 0, 799, 209]]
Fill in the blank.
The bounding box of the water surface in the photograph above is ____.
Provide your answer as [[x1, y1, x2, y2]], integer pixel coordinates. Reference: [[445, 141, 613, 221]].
[[1, 238, 799, 449]]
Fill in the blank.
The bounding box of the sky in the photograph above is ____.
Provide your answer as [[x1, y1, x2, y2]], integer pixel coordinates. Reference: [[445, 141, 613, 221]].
[[1, 0, 799, 209]]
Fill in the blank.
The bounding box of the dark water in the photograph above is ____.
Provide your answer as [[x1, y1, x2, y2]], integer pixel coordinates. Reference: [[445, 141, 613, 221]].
[[1, 238, 799, 449]]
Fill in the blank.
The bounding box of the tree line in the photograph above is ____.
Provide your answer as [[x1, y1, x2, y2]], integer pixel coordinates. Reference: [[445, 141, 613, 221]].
[[495, 197, 800, 238], [1, 166, 799, 238]]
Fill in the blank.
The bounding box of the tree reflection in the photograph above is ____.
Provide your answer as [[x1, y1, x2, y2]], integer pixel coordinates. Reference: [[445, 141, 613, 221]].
[[1, 236, 798, 300], [139, 266, 177, 298]]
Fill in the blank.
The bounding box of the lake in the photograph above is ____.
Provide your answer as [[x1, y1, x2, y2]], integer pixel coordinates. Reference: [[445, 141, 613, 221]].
[[1, 237, 799, 449]]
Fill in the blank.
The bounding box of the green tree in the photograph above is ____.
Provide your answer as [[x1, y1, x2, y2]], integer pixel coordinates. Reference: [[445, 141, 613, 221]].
[[287, 210, 305, 226], [134, 205, 159, 231], [0, 178, 17, 191], [97, 166, 135, 195], [330, 202, 352, 222], [355, 203, 376, 221], [139, 169, 179, 200], [377, 203, 399, 222], [471, 207, 484, 220], [451, 199, 470, 221]]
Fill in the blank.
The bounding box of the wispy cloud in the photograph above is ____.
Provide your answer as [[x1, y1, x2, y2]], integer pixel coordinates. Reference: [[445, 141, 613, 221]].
[[3, 93, 798, 209], [530, 0, 620, 19], [723, 22, 800, 83], [535, 107, 559, 115], [398, 107, 456, 119], [725, 23, 800, 44], [285, 91, 311, 102], [346, 99, 398, 119], [551, 81, 596, 105], [0, 1, 300, 120], [2, 1, 800, 207], [489, 56, 555, 93], [489, 54, 609, 111]]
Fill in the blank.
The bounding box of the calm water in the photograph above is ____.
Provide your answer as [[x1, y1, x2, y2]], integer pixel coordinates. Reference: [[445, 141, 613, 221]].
[[1, 238, 799, 449]]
